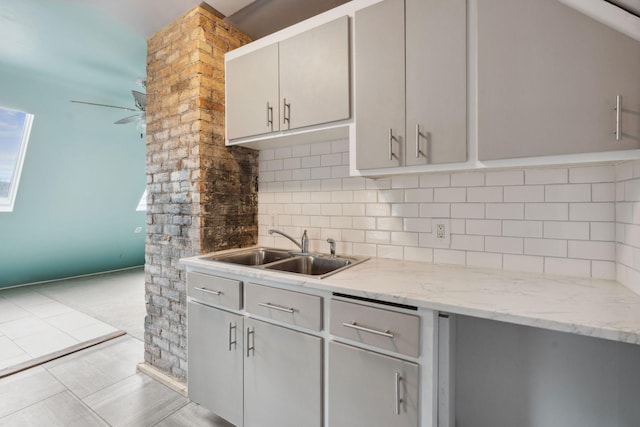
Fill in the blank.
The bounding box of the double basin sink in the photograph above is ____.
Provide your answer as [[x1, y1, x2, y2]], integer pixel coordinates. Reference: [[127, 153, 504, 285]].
[[201, 247, 368, 279]]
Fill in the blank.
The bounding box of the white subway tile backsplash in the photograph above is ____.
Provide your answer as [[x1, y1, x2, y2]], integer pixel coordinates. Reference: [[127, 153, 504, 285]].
[[434, 249, 466, 266], [258, 141, 633, 284], [391, 175, 419, 189], [486, 170, 524, 186], [451, 203, 485, 219], [377, 217, 403, 231], [569, 203, 615, 222], [485, 236, 523, 254], [366, 230, 390, 244], [379, 189, 404, 203], [405, 188, 434, 203], [404, 247, 434, 263], [503, 254, 544, 273], [420, 203, 451, 218], [545, 257, 591, 278], [503, 220, 543, 238], [525, 168, 568, 185], [525, 203, 568, 221], [543, 221, 589, 240], [468, 186, 503, 203], [503, 186, 544, 203], [434, 187, 466, 203], [592, 183, 616, 202], [391, 231, 419, 246], [545, 184, 591, 202], [467, 251, 502, 269], [451, 234, 484, 251], [404, 218, 431, 233], [420, 174, 450, 188], [486, 203, 524, 220], [392, 203, 419, 218], [591, 261, 616, 280], [366, 203, 391, 217], [590, 222, 616, 242], [451, 172, 485, 187], [568, 240, 616, 261], [569, 165, 616, 183], [524, 238, 567, 257], [466, 219, 501, 236]]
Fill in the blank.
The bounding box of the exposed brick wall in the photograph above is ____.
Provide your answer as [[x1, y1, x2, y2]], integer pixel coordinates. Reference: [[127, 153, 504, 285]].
[[145, 5, 256, 381]]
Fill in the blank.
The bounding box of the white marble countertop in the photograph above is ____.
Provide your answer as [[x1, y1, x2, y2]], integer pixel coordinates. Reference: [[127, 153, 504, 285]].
[[181, 251, 640, 346]]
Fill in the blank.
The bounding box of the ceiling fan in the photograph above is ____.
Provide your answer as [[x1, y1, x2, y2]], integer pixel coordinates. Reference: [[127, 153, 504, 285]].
[[70, 80, 146, 136]]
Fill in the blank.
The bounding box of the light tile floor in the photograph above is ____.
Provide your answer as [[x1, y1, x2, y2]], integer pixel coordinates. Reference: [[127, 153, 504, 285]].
[[0, 268, 233, 426]]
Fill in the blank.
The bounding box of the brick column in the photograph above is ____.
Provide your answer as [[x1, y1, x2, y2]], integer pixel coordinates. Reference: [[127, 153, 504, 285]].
[[145, 5, 256, 380]]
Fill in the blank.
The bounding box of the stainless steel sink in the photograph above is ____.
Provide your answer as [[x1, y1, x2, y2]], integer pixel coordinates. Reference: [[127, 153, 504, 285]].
[[201, 247, 368, 278], [264, 255, 355, 277], [202, 247, 293, 266]]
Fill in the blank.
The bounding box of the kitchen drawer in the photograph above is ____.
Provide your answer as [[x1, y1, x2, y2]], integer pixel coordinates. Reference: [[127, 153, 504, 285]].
[[187, 272, 242, 310], [330, 299, 420, 357], [245, 282, 322, 332]]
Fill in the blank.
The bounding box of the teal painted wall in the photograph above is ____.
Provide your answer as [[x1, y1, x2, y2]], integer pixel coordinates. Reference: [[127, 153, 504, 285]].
[[0, 0, 147, 287]]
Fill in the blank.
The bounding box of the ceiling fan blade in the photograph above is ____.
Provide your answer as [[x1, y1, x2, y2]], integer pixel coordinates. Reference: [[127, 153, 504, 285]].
[[70, 100, 137, 112], [115, 114, 143, 124], [132, 91, 146, 110]]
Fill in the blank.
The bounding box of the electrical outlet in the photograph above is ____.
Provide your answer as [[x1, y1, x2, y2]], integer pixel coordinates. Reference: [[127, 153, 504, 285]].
[[431, 218, 451, 247]]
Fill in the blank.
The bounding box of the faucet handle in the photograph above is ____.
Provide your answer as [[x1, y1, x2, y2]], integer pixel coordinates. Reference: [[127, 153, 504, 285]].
[[327, 238, 336, 257]]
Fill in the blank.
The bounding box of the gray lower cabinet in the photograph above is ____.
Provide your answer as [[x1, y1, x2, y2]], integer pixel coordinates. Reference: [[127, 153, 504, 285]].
[[244, 318, 323, 427], [329, 341, 419, 427], [355, 0, 467, 170], [478, 0, 640, 160], [187, 301, 243, 427]]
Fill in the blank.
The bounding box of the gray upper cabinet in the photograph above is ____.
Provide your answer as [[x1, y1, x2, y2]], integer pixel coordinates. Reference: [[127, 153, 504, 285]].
[[226, 16, 350, 141], [226, 43, 280, 140], [279, 16, 351, 131], [478, 0, 640, 161], [355, 0, 467, 170]]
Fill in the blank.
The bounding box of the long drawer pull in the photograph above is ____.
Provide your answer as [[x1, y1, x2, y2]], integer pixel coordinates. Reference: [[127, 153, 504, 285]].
[[615, 95, 621, 141], [258, 302, 295, 314], [342, 322, 395, 338], [195, 287, 222, 296]]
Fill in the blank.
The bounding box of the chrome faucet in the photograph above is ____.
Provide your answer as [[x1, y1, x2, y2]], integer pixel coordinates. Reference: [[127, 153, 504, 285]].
[[327, 238, 336, 257], [269, 229, 309, 253]]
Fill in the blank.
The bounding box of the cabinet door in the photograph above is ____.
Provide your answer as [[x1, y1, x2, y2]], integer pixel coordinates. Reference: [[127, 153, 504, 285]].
[[477, 0, 640, 161], [405, 0, 467, 166], [279, 16, 350, 131], [187, 302, 243, 427], [355, 0, 405, 170], [226, 43, 279, 140], [244, 318, 322, 427], [329, 341, 419, 427]]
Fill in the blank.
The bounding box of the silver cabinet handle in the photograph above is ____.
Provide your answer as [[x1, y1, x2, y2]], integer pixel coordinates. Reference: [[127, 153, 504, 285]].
[[388, 128, 398, 160], [228, 322, 237, 351], [283, 98, 290, 127], [342, 322, 395, 338], [194, 287, 222, 296], [258, 302, 295, 314], [266, 102, 273, 130], [615, 95, 621, 141], [246, 327, 254, 358], [395, 372, 403, 415], [415, 124, 425, 159]]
